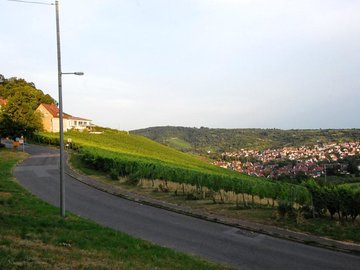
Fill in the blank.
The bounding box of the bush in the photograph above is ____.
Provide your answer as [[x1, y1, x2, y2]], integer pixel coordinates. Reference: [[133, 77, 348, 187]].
[[277, 201, 295, 219], [109, 167, 119, 180], [126, 172, 141, 185]]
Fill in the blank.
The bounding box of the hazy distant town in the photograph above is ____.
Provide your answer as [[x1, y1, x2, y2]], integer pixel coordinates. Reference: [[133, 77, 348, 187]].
[[213, 142, 360, 180]]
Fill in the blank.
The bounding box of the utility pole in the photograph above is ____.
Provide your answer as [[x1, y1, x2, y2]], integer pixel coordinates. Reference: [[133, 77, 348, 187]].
[[9, 0, 83, 217], [55, 0, 66, 217]]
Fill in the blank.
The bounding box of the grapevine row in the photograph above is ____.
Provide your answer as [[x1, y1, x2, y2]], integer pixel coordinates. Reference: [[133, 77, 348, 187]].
[[32, 132, 312, 206]]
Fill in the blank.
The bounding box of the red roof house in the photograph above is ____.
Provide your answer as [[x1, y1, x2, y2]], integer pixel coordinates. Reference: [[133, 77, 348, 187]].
[[36, 103, 92, 132]]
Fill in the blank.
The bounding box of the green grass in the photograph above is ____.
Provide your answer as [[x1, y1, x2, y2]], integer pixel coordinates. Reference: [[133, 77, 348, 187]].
[[275, 216, 360, 243], [0, 149, 233, 270]]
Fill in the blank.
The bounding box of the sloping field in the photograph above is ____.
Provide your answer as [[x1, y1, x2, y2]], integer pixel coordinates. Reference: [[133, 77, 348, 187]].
[[35, 130, 243, 177], [33, 130, 311, 205]]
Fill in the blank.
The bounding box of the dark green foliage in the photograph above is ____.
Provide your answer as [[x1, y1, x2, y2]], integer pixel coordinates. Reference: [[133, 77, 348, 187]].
[[277, 201, 295, 218], [304, 179, 360, 222], [0, 99, 43, 138], [304, 180, 327, 217], [343, 155, 360, 174], [109, 167, 119, 180], [0, 76, 56, 138]]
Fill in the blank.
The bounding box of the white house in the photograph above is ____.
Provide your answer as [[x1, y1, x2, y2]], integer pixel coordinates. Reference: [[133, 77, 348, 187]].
[[36, 103, 92, 132]]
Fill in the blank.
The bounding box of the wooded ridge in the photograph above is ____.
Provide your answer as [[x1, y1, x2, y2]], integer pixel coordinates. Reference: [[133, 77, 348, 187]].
[[131, 126, 360, 154]]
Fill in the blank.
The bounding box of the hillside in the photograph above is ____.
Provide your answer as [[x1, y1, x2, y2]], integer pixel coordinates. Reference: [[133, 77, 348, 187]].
[[130, 126, 360, 154], [34, 130, 311, 206], [35, 129, 242, 178]]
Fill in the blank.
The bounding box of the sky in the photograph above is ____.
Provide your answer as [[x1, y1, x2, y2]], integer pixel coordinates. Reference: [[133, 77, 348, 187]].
[[1, 0, 360, 130]]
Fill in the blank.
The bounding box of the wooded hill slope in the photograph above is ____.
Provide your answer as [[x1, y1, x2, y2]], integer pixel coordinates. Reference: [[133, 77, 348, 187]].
[[131, 126, 360, 154]]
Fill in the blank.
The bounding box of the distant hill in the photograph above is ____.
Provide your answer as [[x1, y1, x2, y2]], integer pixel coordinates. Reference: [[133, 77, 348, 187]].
[[130, 126, 360, 154]]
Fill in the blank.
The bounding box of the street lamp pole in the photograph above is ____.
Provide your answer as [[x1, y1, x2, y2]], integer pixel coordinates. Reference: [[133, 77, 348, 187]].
[[55, 0, 66, 217], [55, 1, 83, 217], [9, 0, 83, 217]]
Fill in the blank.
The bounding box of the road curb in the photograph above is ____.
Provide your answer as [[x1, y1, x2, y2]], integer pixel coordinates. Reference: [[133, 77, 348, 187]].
[[65, 161, 360, 256]]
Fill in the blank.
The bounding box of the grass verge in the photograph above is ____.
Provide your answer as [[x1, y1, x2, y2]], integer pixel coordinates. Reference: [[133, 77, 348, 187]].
[[0, 149, 232, 270], [70, 153, 360, 244]]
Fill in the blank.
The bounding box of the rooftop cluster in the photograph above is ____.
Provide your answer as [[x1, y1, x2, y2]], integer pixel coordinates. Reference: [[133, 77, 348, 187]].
[[213, 142, 360, 179]]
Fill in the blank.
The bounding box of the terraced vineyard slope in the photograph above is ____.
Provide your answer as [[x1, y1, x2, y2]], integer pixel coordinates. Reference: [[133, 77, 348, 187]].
[[33, 130, 311, 207], [35, 130, 239, 176]]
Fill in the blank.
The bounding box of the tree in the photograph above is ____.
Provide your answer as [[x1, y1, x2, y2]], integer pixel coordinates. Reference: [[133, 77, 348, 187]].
[[0, 76, 56, 138], [0, 90, 43, 138], [304, 179, 327, 217], [347, 155, 360, 174], [324, 186, 340, 220]]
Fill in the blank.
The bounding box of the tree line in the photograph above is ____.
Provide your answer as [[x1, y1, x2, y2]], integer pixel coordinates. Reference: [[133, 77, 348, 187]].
[[131, 126, 360, 155]]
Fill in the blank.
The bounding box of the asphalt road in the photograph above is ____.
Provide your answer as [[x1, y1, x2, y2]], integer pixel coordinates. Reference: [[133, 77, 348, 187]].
[[12, 144, 360, 270]]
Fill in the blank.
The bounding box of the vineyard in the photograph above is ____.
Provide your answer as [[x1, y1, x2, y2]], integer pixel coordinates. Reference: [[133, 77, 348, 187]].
[[33, 130, 311, 208]]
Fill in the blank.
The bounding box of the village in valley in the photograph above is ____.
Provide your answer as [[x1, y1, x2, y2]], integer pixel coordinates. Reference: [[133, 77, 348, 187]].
[[213, 142, 360, 180]]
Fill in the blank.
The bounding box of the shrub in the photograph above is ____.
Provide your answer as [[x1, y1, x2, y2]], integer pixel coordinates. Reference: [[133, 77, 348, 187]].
[[109, 167, 119, 180], [277, 201, 295, 219], [126, 172, 141, 186]]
